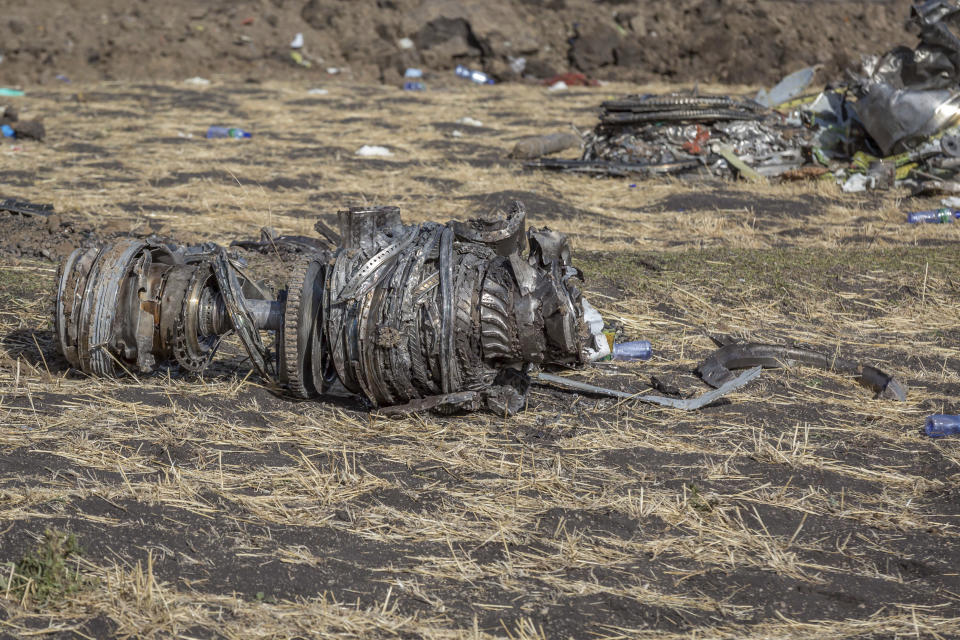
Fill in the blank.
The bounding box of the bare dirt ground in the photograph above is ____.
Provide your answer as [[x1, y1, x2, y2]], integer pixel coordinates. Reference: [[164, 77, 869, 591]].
[[0, 0, 917, 86], [0, 79, 959, 639]]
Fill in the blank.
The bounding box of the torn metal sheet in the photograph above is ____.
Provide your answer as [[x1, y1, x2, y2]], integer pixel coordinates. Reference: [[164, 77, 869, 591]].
[[696, 341, 907, 401]]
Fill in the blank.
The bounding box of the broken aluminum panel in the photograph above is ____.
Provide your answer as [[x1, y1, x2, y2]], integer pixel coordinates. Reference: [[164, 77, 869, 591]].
[[855, 83, 960, 155]]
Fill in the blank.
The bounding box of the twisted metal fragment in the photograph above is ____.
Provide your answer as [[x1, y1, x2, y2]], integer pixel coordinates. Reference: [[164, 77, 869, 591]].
[[53, 202, 598, 415]]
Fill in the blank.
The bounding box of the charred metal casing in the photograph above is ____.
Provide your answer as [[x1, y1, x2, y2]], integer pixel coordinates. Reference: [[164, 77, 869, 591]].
[[53, 202, 594, 414]]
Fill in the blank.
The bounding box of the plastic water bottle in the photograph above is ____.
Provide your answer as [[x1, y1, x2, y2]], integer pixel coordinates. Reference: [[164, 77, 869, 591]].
[[612, 340, 652, 361], [906, 208, 959, 223], [925, 414, 960, 437], [206, 126, 252, 139], [455, 65, 494, 85]]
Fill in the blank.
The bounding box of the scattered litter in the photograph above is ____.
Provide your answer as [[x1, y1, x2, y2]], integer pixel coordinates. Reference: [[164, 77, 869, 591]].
[[542, 72, 599, 87], [398, 37, 414, 50], [509, 57, 527, 74], [0, 88, 24, 97], [456, 116, 483, 127], [510, 132, 582, 159], [925, 415, 960, 437], [290, 33, 304, 49], [1, 106, 45, 141], [403, 81, 425, 91], [326, 67, 341, 75], [184, 77, 211, 86], [547, 80, 568, 92], [450, 130, 463, 138], [0, 198, 54, 217], [307, 88, 329, 95], [404, 67, 423, 79], [455, 65, 494, 85], [291, 51, 311, 68], [55, 74, 70, 83], [206, 126, 252, 139], [942, 196, 960, 208], [355, 145, 393, 157], [906, 207, 959, 223], [241, 17, 254, 26]]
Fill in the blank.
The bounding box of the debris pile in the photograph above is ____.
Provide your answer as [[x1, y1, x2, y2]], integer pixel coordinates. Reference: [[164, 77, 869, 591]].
[[532, 0, 960, 195]]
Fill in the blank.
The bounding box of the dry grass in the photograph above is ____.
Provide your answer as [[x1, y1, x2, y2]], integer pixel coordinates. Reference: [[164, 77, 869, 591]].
[[0, 79, 958, 639]]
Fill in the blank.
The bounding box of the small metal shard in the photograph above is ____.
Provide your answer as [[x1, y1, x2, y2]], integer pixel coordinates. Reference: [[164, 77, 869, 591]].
[[533, 366, 762, 410]]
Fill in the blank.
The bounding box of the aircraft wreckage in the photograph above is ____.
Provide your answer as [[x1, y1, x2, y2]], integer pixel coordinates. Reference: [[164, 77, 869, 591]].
[[53, 203, 902, 415]]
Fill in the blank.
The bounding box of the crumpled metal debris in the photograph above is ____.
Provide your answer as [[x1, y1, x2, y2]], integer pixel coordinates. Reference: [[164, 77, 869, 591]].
[[530, 0, 960, 194], [532, 92, 811, 180], [696, 339, 907, 401], [533, 366, 761, 410], [54, 202, 618, 416]]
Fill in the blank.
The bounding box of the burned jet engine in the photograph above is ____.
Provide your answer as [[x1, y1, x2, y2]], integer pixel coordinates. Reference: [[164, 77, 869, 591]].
[[53, 203, 608, 414]]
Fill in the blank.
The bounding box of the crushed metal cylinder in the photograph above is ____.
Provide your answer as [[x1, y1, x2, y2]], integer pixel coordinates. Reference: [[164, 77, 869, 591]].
[[54, 202, 607, 415]]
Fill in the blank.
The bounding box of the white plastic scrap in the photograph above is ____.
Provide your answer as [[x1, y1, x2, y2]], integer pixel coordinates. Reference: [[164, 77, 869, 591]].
[[290, 33, 304, 49], [581, 299, 610, 362], [456, 116, 483, 127], [398, 37, 414, 50], [755, 65, 817, 108], [548, 80, 568, 92], [184, 76, 211, 86], [841, 173, 873, 193], [942, 196, 960, 208], [307, 88, 329, 95], [356, 145, 393, 157]]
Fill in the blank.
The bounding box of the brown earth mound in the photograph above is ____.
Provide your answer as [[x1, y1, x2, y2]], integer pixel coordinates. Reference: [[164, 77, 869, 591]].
[[1, 0, 916, 86]]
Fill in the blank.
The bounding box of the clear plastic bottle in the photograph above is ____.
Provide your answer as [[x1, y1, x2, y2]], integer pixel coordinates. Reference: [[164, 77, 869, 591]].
[[925, 414, 960, 437], [206, 126, 252, 139], [906, 208, 959, 223], [612, 340, 652, 361]]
